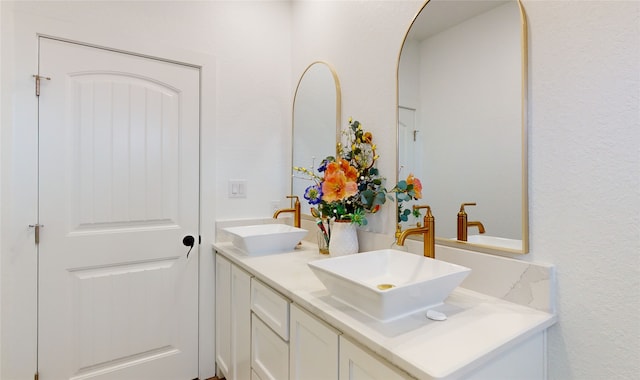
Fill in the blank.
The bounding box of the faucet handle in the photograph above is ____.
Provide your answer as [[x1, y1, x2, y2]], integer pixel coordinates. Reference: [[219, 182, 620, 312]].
[[413, 204, 431, 212], [413, 204, 433, 220], [458, 202, 476, 214]]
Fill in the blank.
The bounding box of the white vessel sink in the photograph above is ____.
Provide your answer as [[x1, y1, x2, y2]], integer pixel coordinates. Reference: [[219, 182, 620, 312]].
[[466, 235, 522, 250], [223, 224, 307, 255], [308, 249, 470, 321]]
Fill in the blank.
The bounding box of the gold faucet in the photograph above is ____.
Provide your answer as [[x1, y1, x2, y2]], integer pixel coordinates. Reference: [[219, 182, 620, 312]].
[[457, 202, 485, 241], [396, 205, 435, 258], [273, 195, 301, 228]]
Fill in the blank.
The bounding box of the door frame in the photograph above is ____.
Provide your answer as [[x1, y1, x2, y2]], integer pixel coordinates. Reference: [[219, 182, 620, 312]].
[[1, 9, 217, 379]]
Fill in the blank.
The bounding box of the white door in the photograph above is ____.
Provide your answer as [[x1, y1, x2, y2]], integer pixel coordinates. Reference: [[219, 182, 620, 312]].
[[398, 106, 421, 226], [398, 106, 418, 179], [37, 37, 200, 380]]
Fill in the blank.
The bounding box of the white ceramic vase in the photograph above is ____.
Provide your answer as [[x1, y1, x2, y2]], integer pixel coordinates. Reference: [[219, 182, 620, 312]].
[[329, 220, 359, 256]]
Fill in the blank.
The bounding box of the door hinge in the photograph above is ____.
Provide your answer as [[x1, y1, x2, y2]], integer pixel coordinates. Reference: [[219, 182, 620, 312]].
[[29, 224, 43, 244], [33, 74, 51, 97]]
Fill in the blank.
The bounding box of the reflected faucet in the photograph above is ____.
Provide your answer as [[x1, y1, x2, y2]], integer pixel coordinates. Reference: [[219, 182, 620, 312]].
[[273, 195, 301, 228], [396, 205, 435, 258], [457, 202, 485, 241]]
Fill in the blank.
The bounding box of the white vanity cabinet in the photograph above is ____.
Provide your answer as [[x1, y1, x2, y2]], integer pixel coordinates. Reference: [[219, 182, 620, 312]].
[[214, 243, 555, 380], [215, 253, 252, 380], [339, 335, 414, 380], [289, 304, 340, 380]]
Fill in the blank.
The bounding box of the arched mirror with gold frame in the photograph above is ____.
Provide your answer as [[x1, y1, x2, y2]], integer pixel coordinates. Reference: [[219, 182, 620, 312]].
[[292, 61, 341, 216], [397, 0, 529, 254]]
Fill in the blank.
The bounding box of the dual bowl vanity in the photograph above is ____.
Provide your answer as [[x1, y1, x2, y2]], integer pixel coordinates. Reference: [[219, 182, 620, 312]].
[[214, 222, 556, 380]]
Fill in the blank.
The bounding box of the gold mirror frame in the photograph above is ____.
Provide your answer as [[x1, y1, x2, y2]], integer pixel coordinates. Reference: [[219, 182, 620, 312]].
[[291, 61, 342, 217], [396, 0, 529, 255]]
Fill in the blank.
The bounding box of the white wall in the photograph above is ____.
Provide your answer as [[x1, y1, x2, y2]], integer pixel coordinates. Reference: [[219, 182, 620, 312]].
[[526, 2, 639, 377], [0, 1, 291, 379], [292, 0, 639, 379]]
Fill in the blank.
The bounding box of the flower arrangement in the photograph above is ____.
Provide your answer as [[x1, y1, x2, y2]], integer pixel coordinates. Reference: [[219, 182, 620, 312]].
[[294, 118, 388, 226], [294, 117, 425, 235]]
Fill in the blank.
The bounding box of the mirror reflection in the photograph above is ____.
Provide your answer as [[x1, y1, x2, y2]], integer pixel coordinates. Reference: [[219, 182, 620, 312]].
[[292, 62, 341, 216], [398, 0, 528, 253]]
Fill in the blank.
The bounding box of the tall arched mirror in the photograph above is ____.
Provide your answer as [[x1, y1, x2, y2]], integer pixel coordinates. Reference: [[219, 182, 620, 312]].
[[292, 61, 341, 216], [397, 0, 529, 254]]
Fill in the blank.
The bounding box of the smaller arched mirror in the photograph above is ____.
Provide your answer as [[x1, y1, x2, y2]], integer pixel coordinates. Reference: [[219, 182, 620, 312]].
[[292, 62, 341, 216], [397, 0, 529, 254]]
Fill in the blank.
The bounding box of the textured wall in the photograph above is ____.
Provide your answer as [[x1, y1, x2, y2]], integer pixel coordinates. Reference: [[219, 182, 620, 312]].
[[526, 1, 639, 378], [292, 0, 640, 378]]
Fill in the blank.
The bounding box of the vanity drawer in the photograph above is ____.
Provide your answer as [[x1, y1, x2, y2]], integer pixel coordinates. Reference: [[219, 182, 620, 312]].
[[252, 313, 289, 380], [251, 278, 290, 341]]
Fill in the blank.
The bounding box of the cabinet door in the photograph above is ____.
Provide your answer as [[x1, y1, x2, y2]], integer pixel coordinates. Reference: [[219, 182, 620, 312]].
[[289, 304, 340, 380], [215, 254, 232, 378], [216, 253, 252, 380], [231, 264, 252, 380], [339, 336, 414, 380], [464, 332, 545, 380], [252, 313, 289, 380]]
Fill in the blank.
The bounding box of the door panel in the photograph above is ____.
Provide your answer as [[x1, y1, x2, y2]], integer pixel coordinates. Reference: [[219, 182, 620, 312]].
[[71, 74, 181, 228], [38, 37, 199, 380]]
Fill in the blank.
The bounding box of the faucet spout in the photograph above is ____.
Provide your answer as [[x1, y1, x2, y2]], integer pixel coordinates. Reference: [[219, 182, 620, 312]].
[[272, 208, 293, 218], [457, 202, 485, 241], [273, 195, 301, 228], [396, 205, 435, 258], [467, 221, 485, 234]]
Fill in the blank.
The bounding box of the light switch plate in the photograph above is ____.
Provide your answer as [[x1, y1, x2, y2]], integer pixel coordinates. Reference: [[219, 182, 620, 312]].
[[228, 180, 247, 198]]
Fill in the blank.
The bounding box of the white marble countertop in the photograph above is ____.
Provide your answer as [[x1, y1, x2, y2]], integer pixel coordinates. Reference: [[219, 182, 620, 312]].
[[213, 241, 557, 380]]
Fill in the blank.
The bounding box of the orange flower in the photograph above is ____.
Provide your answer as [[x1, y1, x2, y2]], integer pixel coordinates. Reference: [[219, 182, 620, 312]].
[[324, 161, 340, 177], [325, 159, 358, 182], [322, 160, 358, 202], [407, 173, 423, 199], [338, 159, 359, 182]]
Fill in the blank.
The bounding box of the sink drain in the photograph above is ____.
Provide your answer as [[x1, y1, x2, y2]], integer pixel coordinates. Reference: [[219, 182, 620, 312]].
[[376, 283, 395, 290]]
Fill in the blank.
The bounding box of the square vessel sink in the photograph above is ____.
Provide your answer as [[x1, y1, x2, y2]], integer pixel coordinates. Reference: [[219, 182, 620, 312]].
[[308, 249, 470, 321], [223, 224, 307, 255]]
